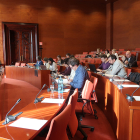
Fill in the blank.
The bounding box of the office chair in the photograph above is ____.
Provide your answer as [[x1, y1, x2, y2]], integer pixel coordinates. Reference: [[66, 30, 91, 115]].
[[68, 89, 94, 140], [45, 104, 71, 140]]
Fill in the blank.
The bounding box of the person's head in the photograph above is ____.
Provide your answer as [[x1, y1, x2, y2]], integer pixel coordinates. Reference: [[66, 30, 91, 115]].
[[68, 58, 79, 71], [100, 54, 108, 63], [126, 51, 131, 58], [63, 58, 69, 67], [108, 54, 117, 64], [97, 48, 100, 53], [43, 57, 48, 63], [105, 49, 109, 54], [48, 58, 54, 65], [70, 54, 74, 58], [112, 49, 116, 55], [66, 53, 71, 58], [37, 56, 41, 61], [57, 55, 61, 61]]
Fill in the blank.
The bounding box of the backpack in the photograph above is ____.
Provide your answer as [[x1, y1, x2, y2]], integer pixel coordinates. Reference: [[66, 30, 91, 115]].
[[128, 72, 140, 85]]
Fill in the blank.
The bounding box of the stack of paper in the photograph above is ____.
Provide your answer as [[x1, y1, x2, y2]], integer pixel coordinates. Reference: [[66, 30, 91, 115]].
[[9, 117, 47, 130], [122, 84, 139, 88]]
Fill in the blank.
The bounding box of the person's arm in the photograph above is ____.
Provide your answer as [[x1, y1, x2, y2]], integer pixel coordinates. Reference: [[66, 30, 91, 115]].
[[98, 63, 103, 69], [52, 62, 58, 71]]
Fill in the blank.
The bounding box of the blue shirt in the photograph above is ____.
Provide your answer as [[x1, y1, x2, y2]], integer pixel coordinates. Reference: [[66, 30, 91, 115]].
[[35, 61, 43, 66], [70, 65, 89, 91]]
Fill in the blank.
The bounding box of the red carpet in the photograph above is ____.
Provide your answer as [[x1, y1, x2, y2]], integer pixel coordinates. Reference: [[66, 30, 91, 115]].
[[0, 77, 117, 140]]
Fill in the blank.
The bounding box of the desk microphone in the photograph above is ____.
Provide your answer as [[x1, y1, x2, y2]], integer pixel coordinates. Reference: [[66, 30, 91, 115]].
[[3, 98, 22, 125], [109, 74, 115, 82], [126, 85, 140, 102], [117, 79, 126, 89], [34, 84, 47, 103]]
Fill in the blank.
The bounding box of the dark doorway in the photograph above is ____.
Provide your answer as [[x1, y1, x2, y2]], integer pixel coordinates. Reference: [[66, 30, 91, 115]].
[[2, 22, 38, 65]]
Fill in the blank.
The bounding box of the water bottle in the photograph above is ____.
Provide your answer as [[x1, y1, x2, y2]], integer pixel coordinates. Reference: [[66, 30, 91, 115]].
[[58, 76, 63, 94]]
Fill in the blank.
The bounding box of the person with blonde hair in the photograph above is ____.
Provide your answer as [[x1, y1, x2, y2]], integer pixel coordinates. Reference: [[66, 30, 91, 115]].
[[112, 49, 118, 59]]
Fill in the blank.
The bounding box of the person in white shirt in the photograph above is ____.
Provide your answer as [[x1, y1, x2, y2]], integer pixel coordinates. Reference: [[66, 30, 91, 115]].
[[105, 54, 127, 78], [48, 58, 58, 73], [112, 49, 118, 59]]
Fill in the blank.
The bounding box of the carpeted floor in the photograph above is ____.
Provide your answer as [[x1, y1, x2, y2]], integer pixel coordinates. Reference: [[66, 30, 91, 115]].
[[0, 77, 117, 140]]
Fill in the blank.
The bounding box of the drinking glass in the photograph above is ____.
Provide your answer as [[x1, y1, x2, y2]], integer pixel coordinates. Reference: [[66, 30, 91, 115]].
[[50, 85, 54, 98]]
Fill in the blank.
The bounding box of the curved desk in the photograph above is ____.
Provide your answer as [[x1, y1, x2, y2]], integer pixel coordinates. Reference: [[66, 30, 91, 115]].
[[5, 66, 50, 89], [92, 72, 140, 140], [0, 91, 69, 140]]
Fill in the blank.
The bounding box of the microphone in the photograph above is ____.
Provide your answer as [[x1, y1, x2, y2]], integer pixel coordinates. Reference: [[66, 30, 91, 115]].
[[126, 85, 140, 102], [34, 84, 47, 103], [3, 98, 22, 125], [117, 79, 126, 89], [109, 74, 115, 82]]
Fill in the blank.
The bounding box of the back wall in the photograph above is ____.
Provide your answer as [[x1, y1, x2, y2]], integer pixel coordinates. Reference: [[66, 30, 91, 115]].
[[0, 0, 106, 63]]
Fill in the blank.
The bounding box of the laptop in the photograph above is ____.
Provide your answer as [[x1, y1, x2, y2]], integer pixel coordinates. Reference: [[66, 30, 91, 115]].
[[40, 65, 47, 70], [88, 64, 97, 73]]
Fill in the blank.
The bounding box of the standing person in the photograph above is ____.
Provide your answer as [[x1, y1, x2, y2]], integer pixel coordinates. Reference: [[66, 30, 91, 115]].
[[57, 55, 64, 65], [68, 58, 89, 93], [48, 58, 58, 73], [123, 51, 138, 67], [105, 55, 127, 78], [96, 54, 110, 72], [35, 56, 43, 67]]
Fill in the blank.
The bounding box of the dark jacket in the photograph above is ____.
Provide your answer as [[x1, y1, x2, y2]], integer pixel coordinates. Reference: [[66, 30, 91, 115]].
[[124, 55, 138, 67]]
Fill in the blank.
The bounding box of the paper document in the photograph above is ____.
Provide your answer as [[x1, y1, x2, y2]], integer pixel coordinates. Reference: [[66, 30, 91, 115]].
[[41, 98, 65, 104], [122, 84, 139, 88], [63, 89, 70, 92], [55, 79, 69, 84], [9, 117, 47, 130], [114, 79, 130, 82], [105, 74, 117, 77], [133, 96, 140, 101]]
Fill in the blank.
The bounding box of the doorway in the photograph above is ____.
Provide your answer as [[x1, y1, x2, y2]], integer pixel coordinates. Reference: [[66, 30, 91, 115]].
[[2, 22, 38, 65]]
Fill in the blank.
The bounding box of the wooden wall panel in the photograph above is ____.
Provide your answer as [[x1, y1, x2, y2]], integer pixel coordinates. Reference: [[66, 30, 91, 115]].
[[0, 0, 106, 63], [113, 0, 140, 50]]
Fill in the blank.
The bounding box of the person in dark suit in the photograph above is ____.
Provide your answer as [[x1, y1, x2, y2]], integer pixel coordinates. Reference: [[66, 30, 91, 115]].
[[123, 51, 138, 67]]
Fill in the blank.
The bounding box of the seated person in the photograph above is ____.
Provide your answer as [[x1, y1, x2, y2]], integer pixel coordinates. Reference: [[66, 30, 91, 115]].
[[59, 58, 71, 76], [66, 53, 71, 58], [96, 54, 110, 72], [43, 57, 50, 69], [95, 48, 102, 58], [57, 55, 64, 65], [105, 55, 127, 78], [112, 49, 118, 59], [123, 51, 138, 67], [68, 58, 89, 93], [35, 56, 43, 67], [105, 49, 110, 58], [48, 58, 58, 73]]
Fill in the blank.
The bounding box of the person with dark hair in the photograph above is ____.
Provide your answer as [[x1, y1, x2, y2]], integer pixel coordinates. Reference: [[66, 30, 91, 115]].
[[123, 51, 138, 67], [48, 58, 58, 73], [57, 55, 64, 65], [58, 58, 71, 75], [105, 49, 110, 57], [66, 53, 71, 58], [35, 56, 43, 67], [43, 57, 50, 69], [105, 54, 127, 78], [68, 58, 89, 92], [96, 54, 110, 72]]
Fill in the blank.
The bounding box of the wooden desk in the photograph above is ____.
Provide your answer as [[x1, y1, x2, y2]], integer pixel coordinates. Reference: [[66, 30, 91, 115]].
[[0, 91, 69, 140], [5, 66, 50, 89], [92, 72, 140, 140]]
